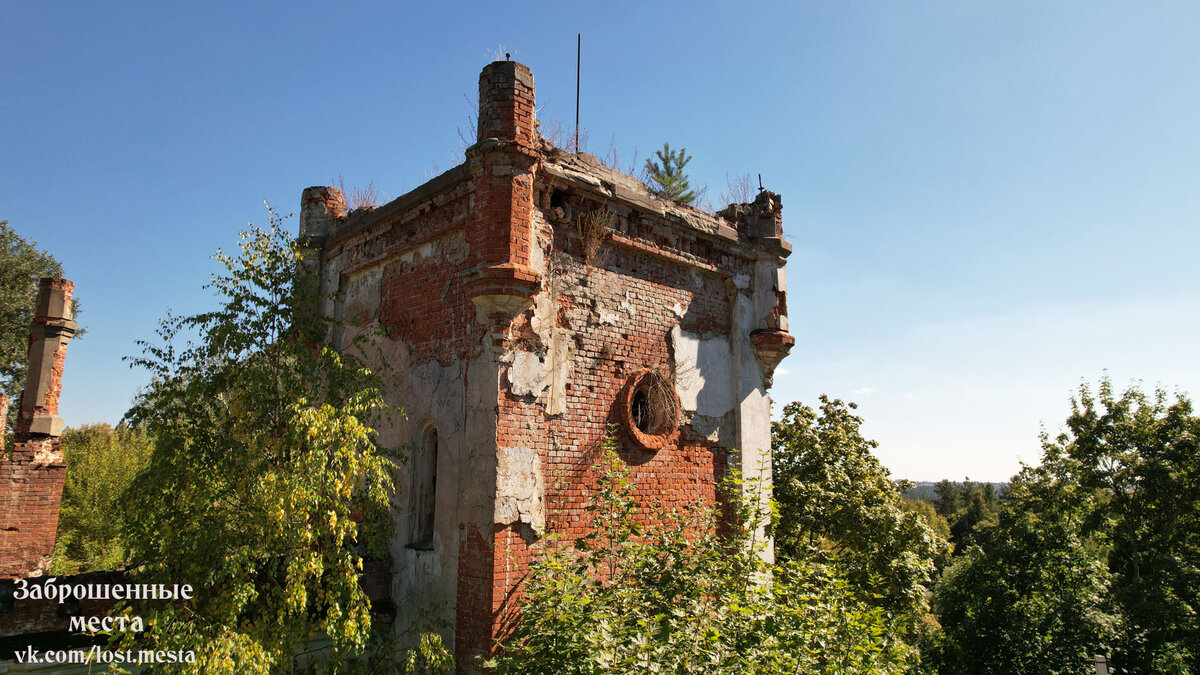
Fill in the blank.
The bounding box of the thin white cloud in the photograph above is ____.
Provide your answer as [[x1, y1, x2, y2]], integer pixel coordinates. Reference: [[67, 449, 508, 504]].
[[853, 387, 877, 395]]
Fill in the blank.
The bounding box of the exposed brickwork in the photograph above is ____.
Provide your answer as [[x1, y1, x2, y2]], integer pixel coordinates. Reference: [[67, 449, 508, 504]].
[[455, 523, 496, 666], [0, 278, 77, 579], [306, 61, 792, 673]]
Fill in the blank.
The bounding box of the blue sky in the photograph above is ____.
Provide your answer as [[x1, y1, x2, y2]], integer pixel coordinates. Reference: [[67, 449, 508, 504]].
[[4, 2, 1198, 481]]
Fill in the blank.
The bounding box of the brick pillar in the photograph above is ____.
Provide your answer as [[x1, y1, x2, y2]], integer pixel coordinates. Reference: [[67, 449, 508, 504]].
[[296, 186, 347, 338], [457, 61, 543, 669], [0, 278, 77, 578], [299, 185, 347, 243], [0, 393, 8, 454], [14, 279, 77, 441], [464, 61, 542, 349], [476, 60, 537, 150], [745, 190, 793, 387]]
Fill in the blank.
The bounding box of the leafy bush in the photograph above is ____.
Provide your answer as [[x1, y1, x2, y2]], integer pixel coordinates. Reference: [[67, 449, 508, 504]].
[[51, 423, 153, 574], [115, 210, 448, 672], [772, 397, 949, 642], [487, 432, 912, 674]]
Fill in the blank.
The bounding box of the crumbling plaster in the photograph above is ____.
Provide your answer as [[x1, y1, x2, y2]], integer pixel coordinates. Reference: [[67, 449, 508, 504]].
[[312, 181, 505, 651]]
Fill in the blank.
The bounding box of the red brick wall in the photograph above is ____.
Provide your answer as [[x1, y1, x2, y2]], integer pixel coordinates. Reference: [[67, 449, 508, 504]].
[[0, 447, 67, 578], [474, 188, 734, 667]]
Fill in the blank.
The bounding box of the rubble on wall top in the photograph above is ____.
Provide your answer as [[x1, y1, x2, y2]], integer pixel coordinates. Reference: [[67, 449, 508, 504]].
[[538, 147, 740, 243]]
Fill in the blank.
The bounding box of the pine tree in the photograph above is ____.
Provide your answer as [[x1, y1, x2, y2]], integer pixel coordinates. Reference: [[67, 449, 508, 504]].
[[644, 142, 696, 204]]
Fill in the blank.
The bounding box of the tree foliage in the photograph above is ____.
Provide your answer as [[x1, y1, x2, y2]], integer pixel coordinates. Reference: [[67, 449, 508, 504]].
[[932, 467, 1118, 674], [930, 479, 1001, 554], [772, 396, 949, 636], [0, 220, 66, 437], [900, 498, 951, 553], [117, 209, 425, 672], [51, 423, 154, 574], [1052, 380, 1200, 673], [487, 432, 912, 674], [644, 142, 696, 204], [933, 379, 1200, 674]]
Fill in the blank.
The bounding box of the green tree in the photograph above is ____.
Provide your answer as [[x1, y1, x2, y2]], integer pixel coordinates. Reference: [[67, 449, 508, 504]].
[[933, 380, 1200, 674], [948, 484, 999, 553], [1049, 380, 1200, 673], [644, 142, 696, 204], [931, 479, 965, 518], [932, 465, 1118, 674], [117, 210, 437, 672], [0, 220, 67, 438], [925, 479, 1002, 555], [51, 423, 154, 574], [772, 396, 949, 637], [487, 432, 912, 674], [901, 498, 952, 556]]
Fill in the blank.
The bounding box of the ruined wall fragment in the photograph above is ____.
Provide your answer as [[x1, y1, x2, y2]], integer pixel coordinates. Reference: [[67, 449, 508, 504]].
[[0, 278, 77, 579]]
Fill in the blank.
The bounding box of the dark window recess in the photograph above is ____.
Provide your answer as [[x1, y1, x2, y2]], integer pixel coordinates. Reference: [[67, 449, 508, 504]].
[[620, 370, 678, 453], [629, 375, 673, 436], [409, 427, 437, 549], [632, 389, 652, 433]]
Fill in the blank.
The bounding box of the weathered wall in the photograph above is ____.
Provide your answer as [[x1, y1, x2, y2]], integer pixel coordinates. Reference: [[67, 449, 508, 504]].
[[480, 157, 793, 628], [0, 278, 77, 579], [302, 171, 499, 659]]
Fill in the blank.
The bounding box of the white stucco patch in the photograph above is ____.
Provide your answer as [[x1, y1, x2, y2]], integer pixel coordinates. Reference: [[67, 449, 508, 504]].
[[495, 445, 546, 533], [530, 292, 555, 335], [508, 350, 548, 397], [341, 266, 383, 323], [670, 325, 734, 418]]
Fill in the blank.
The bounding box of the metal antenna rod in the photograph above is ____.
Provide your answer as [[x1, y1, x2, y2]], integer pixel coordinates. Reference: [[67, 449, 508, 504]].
[[575, 34, 581, 153]]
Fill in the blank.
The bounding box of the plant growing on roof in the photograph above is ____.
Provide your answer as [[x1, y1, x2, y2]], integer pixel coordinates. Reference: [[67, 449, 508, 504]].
[[644, 142, 696, 205]]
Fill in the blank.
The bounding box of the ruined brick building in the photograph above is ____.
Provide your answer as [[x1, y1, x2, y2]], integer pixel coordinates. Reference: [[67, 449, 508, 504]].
[[298, 60, 794, 667]]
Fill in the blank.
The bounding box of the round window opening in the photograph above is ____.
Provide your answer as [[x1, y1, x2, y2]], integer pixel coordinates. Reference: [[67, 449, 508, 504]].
[[620, 370, 679, 450]]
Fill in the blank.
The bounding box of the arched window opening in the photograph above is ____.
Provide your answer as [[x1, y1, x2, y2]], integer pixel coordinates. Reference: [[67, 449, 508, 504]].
[[409, 426, 437, 549]]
